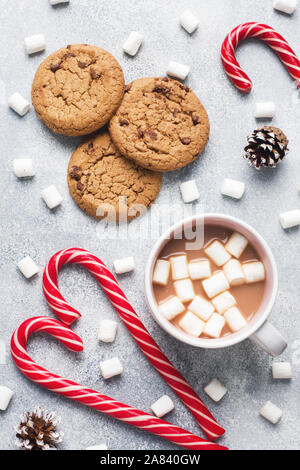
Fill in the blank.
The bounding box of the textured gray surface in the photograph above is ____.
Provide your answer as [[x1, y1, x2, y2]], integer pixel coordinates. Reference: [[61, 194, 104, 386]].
[[0, 0, 300, 451]]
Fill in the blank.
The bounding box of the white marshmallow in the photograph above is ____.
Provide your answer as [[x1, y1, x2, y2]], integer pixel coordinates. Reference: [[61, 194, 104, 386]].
[[122, 31, 144, 56], [24, 34, 46, 55], [173, 278, 195, 303], [179, 10, 199, 34], [203, 313, 225, 338], [13, 159, 35, 178], [17, 256, 39, 279], [188, 295, 214, 321], [202, 272, 229, 299], [243, 261, 265, 284], [170, 255, 188, 280], [8, 92, 30, 116], [279, 209, 300, 229], [167, 61, 190, 80], [254, 102, 276, 118], [41, 185, 63, 209], [180, 180, 199, 203], [153, 259, 170, 286], [151, 395, 174, 418], [223, 259, 245, 286], [98, 319, 118, 343], [272, 362, 292, 379], [113, 256, 135, 274], [86, 444, 108, 450], [260, 401, 282, 424], [212, 291, 236, 314], [159, 296, 185, 320], [224, 307, 247, 332], [100, 357, 123, 379], [204, 378, 227, 402], [50, 0, 70, 5], [0, 385, 14, 410], [204, 240, 231, 267], [178, 311, 205, 337], [221, 178, 245, 200], [273, 0, 297, 15], [188, 259, 211, 280], [225, 232, 248, 258]]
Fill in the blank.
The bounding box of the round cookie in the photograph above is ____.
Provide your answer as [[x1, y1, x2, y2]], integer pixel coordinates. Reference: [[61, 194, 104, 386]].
[[67, 131, 162, 221], [109, 77, 210, 172], [32, 44, 125, 136]]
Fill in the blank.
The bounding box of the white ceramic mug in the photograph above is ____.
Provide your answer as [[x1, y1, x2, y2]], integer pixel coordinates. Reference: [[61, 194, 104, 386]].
[[145, 213, 287, 356]]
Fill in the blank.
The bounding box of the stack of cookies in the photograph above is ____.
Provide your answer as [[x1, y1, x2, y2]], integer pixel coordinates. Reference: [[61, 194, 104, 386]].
[[31, 44, 210, 221]]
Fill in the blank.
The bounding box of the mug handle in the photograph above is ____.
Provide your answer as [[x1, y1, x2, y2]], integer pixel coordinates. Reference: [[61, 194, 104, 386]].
[[250, 321, 287, 357]]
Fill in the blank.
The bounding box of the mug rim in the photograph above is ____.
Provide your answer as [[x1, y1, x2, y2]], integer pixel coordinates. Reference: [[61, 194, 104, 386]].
[[144, 213, 278, 349]]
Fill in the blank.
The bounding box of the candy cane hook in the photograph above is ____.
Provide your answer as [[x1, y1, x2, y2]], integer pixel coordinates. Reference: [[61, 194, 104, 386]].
[[43, 248, 225, 441], [11, 317, 227, 450], [221, 22, 300, 93]]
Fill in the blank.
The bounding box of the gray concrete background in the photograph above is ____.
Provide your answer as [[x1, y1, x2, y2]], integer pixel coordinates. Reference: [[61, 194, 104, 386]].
[[0, 0, 300, 450]]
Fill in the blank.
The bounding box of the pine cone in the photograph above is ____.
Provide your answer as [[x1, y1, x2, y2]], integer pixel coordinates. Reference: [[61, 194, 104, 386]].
[[15, 407, 63, 450], [244, 126, 289, 169]]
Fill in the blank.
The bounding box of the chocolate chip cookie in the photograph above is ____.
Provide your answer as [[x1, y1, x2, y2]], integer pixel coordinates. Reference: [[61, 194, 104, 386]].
[[32, 44, 125, 136], [109, 77, 210, 172], [67, 131, 162, 221]]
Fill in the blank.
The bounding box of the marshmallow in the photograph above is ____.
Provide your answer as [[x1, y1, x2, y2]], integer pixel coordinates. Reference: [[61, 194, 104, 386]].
[[260, 401, 282, 424], [202, 272, 229, 299], [221, 178, 245, 200], [272, 362, 292, 379], [254, 102, 276, 118], [273, 0, 297, 15], [50, 0, 70, 4], [13, 159, 35, 178], [173, 278, 195, 303], [279, 209, 300, 229], [225, 232, 248, 258], [243, 261, 265, 284], [203, 313, 225, 338], [8, 92, 30, 116], [188, 295, 214, 321], [113, 256, 135, 274], [212, 291, 236, 314], [204, 240, 231, 267], [24, 34, 46, 55], [178, 311, 205, 337], [151, 395, 174, 418], [204, 379, 227, 402], [17, 256, 39, 279], [170, 255, 188, 280], [153, 259, 170, 286], [224, 307, 247, 332], [98, 319, 118, 343], [188, 259, 211, 280], [86, 444, 108, 450], [41, 185, 63, 209], [100, 357, 123, 379], [167, 61, 190, 80], [179, 10, 199, 34], [223, 259, 245, 286], [0, 385, 14, 410], [180, 180, 199, 203], [122, 31, 144, 56], [159, 296, 185, 320]]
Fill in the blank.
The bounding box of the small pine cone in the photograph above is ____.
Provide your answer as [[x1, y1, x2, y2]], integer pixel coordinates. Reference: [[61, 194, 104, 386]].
[[15, 406, 63, 450], [244, 126, 289, 169]]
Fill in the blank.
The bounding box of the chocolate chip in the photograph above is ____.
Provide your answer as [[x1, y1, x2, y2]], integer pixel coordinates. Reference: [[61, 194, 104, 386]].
[[63, 52, 75, 59], [173, 107, 180, 117], [162, 77, 169, 82], [179, 84, 189, 92], [180, 137, 191, 145], [77, 182, 84, 191], [87, 142, 94, 149], [124, 84, 131, 93], [78, 61, 87, 69], [70, 166, 82, 181], [137, 128, 144, 138], [152, 85, 170, 94], [145, 129, 157, 140], [120, 119, 129, 126], [192, 114, 199, 125], [90, 68, 101, 79], [66, 45, 71, 49], [50, 63, 61, 73]]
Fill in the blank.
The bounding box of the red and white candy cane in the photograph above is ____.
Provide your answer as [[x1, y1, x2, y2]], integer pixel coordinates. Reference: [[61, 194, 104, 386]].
[[42, 248, 225, 441], [221, 22, 300, 93], [11, 317, 227, 450]]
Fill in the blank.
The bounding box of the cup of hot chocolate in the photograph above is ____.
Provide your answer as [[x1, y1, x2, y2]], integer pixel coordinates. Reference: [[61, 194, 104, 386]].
[[145, 213, 287, 356]]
